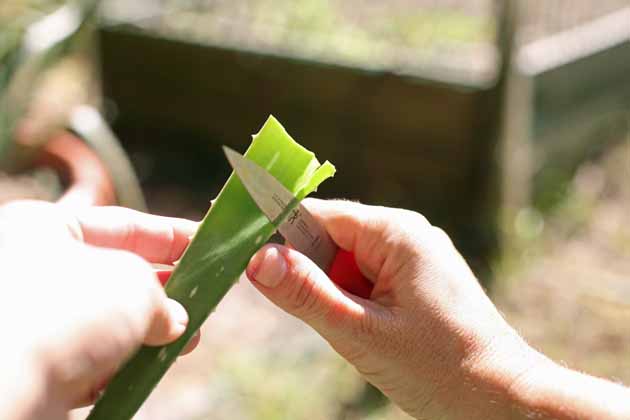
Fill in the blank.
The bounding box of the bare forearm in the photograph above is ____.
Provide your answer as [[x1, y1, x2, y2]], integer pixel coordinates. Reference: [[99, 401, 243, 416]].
[[507, 358, 630, 420], [440, 335, 630, 420], [465, 347, 630, 420]]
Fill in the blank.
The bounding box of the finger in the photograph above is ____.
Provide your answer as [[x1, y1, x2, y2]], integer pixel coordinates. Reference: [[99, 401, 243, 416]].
[[38, 245, 189, 411], [76, 247, 188, 349], [144, 298, 189, 346], [246, 244, 379, 343], [300, 198, 367, 251], [180, 330, 201, 356], [80, 246, 187, 348], [300, 199, 378, 279], [153, 269, 195, 349], [72, 206, 199, 264], [301, 198, 430, 280]]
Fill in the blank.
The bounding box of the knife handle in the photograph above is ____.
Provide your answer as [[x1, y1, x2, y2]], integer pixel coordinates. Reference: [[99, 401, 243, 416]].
[[155, 269, 172, 286], [327, 249, 373, 299]]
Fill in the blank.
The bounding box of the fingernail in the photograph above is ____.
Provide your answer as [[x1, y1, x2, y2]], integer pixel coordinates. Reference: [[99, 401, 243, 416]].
[[248, 245, 286, 288], [167, 299, 188, 327]]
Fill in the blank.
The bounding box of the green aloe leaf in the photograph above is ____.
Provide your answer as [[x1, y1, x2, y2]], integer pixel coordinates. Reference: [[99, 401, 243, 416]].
[[87, 115, 335, 420]]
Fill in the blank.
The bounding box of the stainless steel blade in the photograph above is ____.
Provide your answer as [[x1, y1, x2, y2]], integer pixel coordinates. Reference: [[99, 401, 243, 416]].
[[223, 146, 337, 271]]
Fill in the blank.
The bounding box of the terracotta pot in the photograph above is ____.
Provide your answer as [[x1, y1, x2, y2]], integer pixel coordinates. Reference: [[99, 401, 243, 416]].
[[37, 130, 116, 208]]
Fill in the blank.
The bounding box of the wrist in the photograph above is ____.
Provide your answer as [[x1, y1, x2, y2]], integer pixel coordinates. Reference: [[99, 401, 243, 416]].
[[471, 336, 630, 420], [448, 330, 549, 420], [506, 356, 630, 419], [404, 323, 544, 420]]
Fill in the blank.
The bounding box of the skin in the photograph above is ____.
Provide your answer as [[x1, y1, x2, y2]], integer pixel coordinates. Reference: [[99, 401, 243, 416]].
[[246, 198, 630, 420], [0, 200, 200, 420], [2, 198, 629, 419]]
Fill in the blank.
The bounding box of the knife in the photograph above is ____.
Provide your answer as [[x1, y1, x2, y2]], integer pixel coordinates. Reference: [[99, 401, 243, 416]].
[[223, 146, 374, 299]]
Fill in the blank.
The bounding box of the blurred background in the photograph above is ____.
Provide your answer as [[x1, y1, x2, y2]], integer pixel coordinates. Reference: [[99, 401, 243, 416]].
[[1, 0, 629, 419]]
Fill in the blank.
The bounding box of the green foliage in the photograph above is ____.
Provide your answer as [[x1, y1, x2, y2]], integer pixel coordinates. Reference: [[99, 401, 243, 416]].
[[155, 0, 492, 71], [0, 0, 100, 159]]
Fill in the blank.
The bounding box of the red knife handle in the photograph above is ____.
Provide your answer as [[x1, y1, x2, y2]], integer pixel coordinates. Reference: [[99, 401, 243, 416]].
[[155, 269, 173, 286], [327, 249, 373, 299]]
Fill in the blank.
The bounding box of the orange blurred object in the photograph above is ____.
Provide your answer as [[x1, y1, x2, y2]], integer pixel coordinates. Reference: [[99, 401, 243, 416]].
[[38, 130, 116, 208]]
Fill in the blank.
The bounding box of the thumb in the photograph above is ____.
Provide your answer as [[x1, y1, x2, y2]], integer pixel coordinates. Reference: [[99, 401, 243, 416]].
[[246, 244, 368, 341], [143, 297, 189, 346]]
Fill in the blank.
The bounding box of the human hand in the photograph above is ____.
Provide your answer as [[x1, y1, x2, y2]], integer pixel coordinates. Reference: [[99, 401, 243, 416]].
[[245, 199, 546, 419], [0, 201, 199, 420]]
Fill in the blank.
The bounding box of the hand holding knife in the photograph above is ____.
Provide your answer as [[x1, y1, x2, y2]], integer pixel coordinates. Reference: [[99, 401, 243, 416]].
[[223, 146, 374, 299]]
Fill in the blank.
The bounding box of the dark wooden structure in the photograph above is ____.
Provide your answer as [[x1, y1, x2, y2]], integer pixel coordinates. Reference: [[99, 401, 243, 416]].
[[98, 1, 515, 281]]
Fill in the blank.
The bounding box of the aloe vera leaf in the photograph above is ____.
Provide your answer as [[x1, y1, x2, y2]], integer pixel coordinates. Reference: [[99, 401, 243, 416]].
[[87, 115, 335, 420]]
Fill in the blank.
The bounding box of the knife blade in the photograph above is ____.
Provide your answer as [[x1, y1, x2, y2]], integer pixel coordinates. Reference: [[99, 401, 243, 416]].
[[223, 146, 373, 298]]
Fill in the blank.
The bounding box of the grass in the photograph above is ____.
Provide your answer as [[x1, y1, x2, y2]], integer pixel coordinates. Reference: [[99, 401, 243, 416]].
[[0, 0, 66, 28], [116, 0, 494, 76]]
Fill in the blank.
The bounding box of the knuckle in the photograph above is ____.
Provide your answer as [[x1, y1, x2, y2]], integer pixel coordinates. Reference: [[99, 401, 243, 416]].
[[100, 205, 135, 220], [366, 207, 430, 237], [286, 264, 321, 320], [164, 225, 180, 262], [393, 208, 430, 230], [326, 305, 383, 346], [0, 201, 65, 235], [321, 297, 357, 333], [429, 225, 453, 245], [357, 307, 395, 343], [356, 307, 381, 338], [300, 197, 321, 208], [0, 199, 48, 214]]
